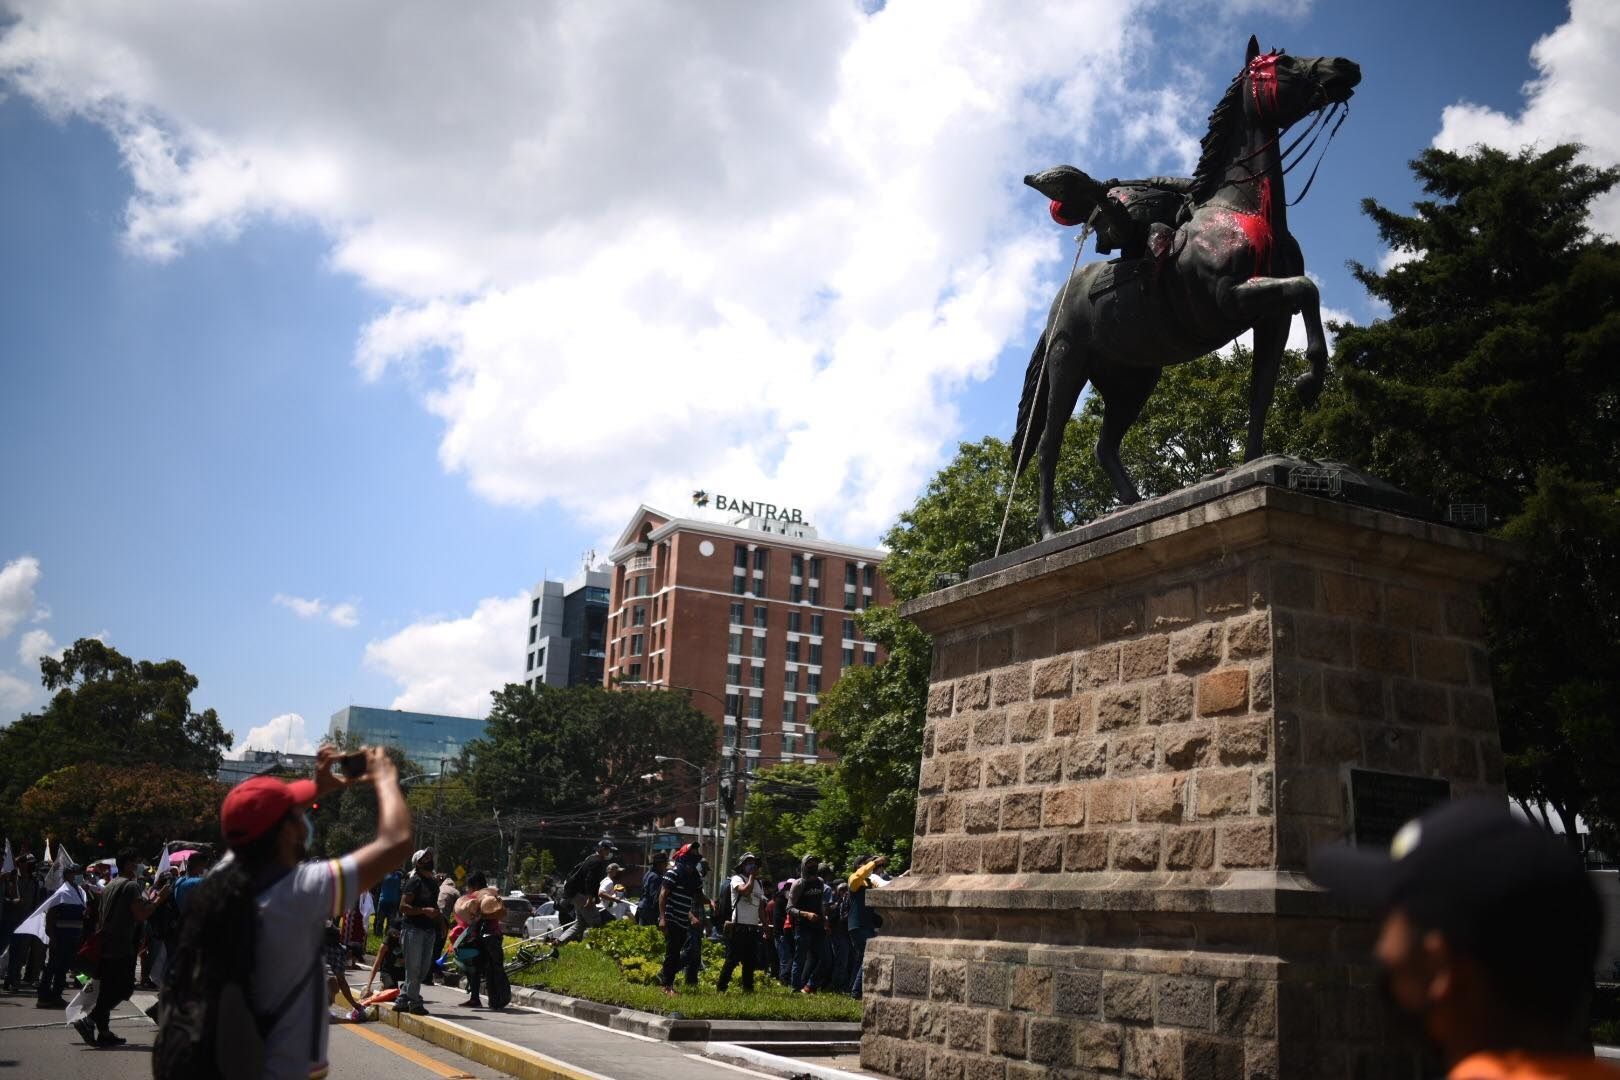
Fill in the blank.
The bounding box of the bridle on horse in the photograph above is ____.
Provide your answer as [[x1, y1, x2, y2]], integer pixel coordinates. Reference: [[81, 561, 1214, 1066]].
[[1227, 51, 1348, 207]]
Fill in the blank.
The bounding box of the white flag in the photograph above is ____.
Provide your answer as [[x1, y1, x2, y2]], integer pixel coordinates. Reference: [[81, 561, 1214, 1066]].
[[360, 890, 375, 920], [2, 839, 12, 875], [45, 844, 73, 891], [16, 879, 85, 943], [155, 844, 171, 880]]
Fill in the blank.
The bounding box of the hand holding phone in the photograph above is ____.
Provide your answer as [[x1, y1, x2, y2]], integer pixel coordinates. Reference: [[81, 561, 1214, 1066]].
[[338, 752, 367, 779]]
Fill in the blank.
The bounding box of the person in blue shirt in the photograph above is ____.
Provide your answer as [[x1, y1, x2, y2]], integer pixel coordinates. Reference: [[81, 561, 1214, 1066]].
[[375, 868, 403, 935], [636, 852, 667, 926], [171, 851, 211, 917]]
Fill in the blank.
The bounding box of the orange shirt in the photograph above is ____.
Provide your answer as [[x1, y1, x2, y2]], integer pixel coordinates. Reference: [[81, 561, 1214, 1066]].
[[1450, 1052, 1620, 1080]]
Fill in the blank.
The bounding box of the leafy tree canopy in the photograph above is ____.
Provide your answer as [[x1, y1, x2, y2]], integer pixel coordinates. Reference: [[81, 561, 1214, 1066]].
[[16, 762, 226, 855]]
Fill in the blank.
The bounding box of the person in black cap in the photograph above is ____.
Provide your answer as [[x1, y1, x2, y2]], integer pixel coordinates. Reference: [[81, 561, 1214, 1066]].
[[1310, 796, 1616, 1079], [563, 838, 617, 930]]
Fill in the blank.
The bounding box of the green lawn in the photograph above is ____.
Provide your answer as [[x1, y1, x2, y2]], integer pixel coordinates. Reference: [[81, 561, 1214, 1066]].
[[507, 928, 862, 1021]]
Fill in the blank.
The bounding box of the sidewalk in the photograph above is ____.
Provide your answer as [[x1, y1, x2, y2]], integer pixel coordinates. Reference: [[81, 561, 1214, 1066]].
[[384, 976, 878, 1080]]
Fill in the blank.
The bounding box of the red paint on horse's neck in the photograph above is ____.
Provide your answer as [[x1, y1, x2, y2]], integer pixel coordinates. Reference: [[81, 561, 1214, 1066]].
[[1233, 175, 1273, 278], [1249, 52, 1280, 120]]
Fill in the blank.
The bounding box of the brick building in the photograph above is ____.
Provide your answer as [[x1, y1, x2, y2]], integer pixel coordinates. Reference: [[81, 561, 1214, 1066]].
[[604, 503, 891, 775]]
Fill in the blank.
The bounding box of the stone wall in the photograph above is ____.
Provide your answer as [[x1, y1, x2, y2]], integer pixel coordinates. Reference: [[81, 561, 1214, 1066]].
[[863, 483, 1512, 1080]]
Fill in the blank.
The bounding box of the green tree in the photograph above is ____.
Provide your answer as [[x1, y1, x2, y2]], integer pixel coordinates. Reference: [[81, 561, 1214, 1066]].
[[0, 639, 232, 823], [1312, 144, 1620, 843], [733, 763, 827, 876], [16, 762, 226, 855]]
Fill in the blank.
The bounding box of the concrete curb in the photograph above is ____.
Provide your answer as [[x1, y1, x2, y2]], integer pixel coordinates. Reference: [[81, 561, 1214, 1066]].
[[703, 1042, 875, 1080], [505, 984, 861, 1043], [380, 1007, 611, 1080]]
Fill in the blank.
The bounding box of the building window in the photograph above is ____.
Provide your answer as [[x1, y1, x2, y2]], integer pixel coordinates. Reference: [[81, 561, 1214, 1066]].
[[843, 647, 855, 666], [810, 557, 823, 581], [726, 693, 743, 717], [735, 545, 748, 569], [808, 586, 820, 605], [844, 589, 857, 610], [746, 733, 762, 751], [632, 606, 646, 626], [628, 663, 642, 681], [791, 553, 804, 577], [808, 672, 821, 693], [729, 632, 743, 655], [633, 576, 648, 597], [529, 625, 537, 644], [864, 565, 876, 589], [531, 597, 540, 618], [526, 652, 534, 671], [843, 618, 855, 640], [730, 601, 744, 625], [806, 700, 819, 720], [809, 642, 823, 665], [723, 722, 739, 748], [537, 646, 545, 668], [727, 662, 741, 686], [806, 730, 818, 755], [783, 732, 800, 755], [753, 548, 768, 572], [788, 611, 801, 633], [630, 634, 644, 655], [864, 651, 877, 667], [732, 575, 747, 596], [750, 666, 765, 689], [748, 697, 764, 720], [846, 564, 857, 587], [810, 615, 824, 636], [791, 582, 804, 603], [784, 699, 797, 724], [785, 669, 799, 691], [751, 635, 767, 659], [753, 606, 768, 630], [786, 640, 800, 663]]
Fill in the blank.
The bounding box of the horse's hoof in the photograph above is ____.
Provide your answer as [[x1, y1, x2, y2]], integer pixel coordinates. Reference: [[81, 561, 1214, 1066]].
[[1295, 372, 1322, 408]]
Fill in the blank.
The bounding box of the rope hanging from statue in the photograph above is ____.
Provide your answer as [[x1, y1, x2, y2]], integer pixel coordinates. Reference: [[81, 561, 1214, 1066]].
[[995, 215, 1090, 559]]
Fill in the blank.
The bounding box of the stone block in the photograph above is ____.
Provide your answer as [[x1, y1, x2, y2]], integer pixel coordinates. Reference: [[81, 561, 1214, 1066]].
[[1078, 644, 1122, 687], [1321, 571, 1380, 620], [1226, 612, 1271, 659], [1027, 1018, 1074, 1066], [1156, 976, 1213, 1030], [1356, 626, 1413, 675], [1270, 562, 1317, 609], [988, 1012, 1026, 1058], [1446, 593, 1486, 638], [986, 751, 1020, 788], [1202, 569, 1249, 615], [1054, 969, 1102, 1018], [1001, 791, 1042, 830], [992, 664, 1032, 705], [982, 835, 1020, 874], [1255, 767, 1274, 814], [966, 796, 1002, 834], [1122, 635, 1171, 681], [1276, 768, 1341, 817], [928, 682, 955, 717], [1252, 663, 1273, 711], [1051, 694, 1094, 736], [1218, 822, 1274, 868], [968, 962, 1011, 1008], [1165, 827, 1215, 869], [1481, 737, 1505, 784], [935, 639, 977, 681], [1031, 656, 1072, 698], [873, 996, 914, 1036], [947, 838, 983, 874], [1414, 637, 1470, 685], [1365, 723, 1421, 771], [1214, 979, 1276, 1037], [1112, 829, 1162, 870], [1006, 702, 1049, 744], [937, 718, 970, 754], [947, 1005, 986, 1051], [1043, 786, 1087, 828], [1323, 670, 1384, 721], [1453, 689, 1496, 730], [1197, 669, 1249, 716], [1013, 617, 1055, 663], [911, 1002, 948, 1043], [1301, 714, 1361, 766], [1423, 733, 1480, 782], [923, 722, 935, 758], [1171, 625, 1223, 672], [1056, 608, 1100, 652], [1088, 779, 1135, 823], [1112, 732, 1159, 775], [1124, 1027, 1183, 1080], [1136, 774, 1187, 823], [1098, 687, 1145, 730], [1294, 614, 1351, 664], [1101, 597, 1145, 641], [970, 710, 1007, 749], [1103, 972, 1153, 1022], [1386, 585, 1442, 632], [1164, 725, 1215, 769], [1064, 831, 1110, 871], [1148, 585, 1198, 630], [1218, 718, 1270, 765], [931, 960, 967, 1003], [956, 675, 990, 711], [1063, 738, 1108, 779], [1181, 1034, 1245, 1080], [1075, 1021, 1124, 1070], [981, 631, 1014, 670], [912, 840, 944, 876], [1009, 966, 1053, 1013], [964, 1058, 1007, 1080], [895, 956, 932, 998], [1194, 768, 1252, 818], [947, 757, 983, 792], [1147, 677, 1196, 725], [920, 760, 946, 794], [1019, 833, 1063, 872], [1394, 679, 1449, 726], [1023, 745, 1061, 784]]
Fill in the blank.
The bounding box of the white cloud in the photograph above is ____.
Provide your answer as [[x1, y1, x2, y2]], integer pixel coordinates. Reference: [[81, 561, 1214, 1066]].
[[233, 712, 316, 757], [272, 593, 359, 628], [0, 671, 33, 715], [0, 0, 1263, 542], [1433, 0, 1620, 235], [363, 594, 528, 718], [0, 556, 42, 640], [16, 628, 58, 670], [1377, 247, 1422, 273]]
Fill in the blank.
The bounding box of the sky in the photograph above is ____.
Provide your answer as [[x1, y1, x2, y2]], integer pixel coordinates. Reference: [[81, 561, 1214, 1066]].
[[1, 0, 1614, 757]]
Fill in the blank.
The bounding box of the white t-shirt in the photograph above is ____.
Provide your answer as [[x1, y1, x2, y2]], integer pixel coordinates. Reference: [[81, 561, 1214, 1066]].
[[598, 876, 630, 918], [728, 874, 762, 926], [254, 855, 361, 1080]]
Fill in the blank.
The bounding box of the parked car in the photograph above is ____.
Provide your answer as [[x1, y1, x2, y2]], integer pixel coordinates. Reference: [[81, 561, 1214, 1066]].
[[500, 892, 534, 937]]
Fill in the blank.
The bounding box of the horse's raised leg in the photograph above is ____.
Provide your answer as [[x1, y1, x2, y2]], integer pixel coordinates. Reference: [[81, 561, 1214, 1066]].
[[1246, 315, 1288, 460], [1222, 274, 1324, 438], [1090, 364, 1161, 504], [1293, 294, 1328, 409], [1036, 335, 1087, 539]]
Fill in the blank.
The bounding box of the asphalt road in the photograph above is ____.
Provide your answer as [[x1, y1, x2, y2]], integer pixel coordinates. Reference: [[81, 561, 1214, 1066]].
[[0, 984, 505, 1080]]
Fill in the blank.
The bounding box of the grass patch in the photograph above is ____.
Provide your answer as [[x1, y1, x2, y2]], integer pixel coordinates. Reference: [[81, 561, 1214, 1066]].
[[507, 922, 861, 1021]]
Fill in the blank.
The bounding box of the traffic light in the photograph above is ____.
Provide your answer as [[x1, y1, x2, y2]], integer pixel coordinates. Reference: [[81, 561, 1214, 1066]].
[[719, 778, 735, 815]]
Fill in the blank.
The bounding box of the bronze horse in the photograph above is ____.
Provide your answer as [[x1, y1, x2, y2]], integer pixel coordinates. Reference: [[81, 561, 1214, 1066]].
[[1012, 37, 1360, 538]]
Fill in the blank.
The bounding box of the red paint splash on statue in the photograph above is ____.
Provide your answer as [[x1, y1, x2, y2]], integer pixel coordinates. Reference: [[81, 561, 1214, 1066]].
[[1232, 176, 1274, 279], [1249, 51, 1280, 120]]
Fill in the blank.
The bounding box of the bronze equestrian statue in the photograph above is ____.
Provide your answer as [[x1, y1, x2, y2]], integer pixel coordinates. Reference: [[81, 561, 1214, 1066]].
[[1012, 36, 1360, 538]]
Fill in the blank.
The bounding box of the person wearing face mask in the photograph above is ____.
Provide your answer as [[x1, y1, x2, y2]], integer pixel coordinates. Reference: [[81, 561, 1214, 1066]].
[[716, 853, 763, 993], [81, 847, 172, 1046], [1310, 797, 1618, 1080], [396, 848, 441, 1016]]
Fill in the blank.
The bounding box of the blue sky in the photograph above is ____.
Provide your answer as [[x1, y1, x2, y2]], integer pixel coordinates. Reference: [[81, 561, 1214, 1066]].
[[0, 0, 1609, 754]]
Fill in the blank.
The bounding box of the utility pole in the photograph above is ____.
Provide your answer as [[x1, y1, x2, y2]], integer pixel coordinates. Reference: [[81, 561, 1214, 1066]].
[[717, 749, 741, 895], [432, 757, 447, 858]]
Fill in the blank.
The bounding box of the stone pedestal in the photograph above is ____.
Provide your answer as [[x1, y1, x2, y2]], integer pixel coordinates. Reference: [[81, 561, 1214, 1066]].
[[862, 460, 1513, 1080]]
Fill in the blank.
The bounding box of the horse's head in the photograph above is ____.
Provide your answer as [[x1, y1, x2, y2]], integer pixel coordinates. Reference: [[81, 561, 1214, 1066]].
[[1240, 34, 1360, 131]]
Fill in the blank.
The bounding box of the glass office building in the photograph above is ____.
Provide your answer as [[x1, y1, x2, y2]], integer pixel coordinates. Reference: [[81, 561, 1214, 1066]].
[[328, 705, 487, 770]]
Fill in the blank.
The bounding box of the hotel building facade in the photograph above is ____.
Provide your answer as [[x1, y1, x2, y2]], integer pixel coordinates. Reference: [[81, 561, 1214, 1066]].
[[604, 503, 891, 774]]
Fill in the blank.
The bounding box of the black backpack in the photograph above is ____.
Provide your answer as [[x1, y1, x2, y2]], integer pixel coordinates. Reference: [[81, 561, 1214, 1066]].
[[151, 874, 321, 1080], [562, 857, 597, 900]]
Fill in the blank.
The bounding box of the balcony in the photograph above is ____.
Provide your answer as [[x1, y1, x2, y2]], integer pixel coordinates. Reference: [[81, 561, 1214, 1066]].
[[626, 555, 654, 573]]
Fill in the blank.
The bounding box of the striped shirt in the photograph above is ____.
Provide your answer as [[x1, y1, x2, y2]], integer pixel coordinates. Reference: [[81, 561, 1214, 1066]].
[[660, 865, 703, 924]]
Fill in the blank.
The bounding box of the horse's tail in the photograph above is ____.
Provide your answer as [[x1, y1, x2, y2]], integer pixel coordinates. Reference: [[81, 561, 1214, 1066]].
[[1011, 330, 1049, 478]]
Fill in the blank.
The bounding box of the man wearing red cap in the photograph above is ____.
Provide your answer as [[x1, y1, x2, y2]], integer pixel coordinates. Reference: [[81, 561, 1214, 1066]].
[[185, 745, 412, 1080]]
